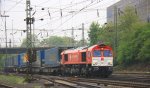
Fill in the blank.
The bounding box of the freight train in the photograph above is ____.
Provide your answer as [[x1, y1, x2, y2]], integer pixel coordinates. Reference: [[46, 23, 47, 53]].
[[4, 43, 113, 77]]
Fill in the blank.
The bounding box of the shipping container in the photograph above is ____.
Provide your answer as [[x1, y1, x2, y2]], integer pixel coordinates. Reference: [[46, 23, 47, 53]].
[[32, 50, 41, 67], [12, 55, 17, 67], [20, 53, 27, 67], [44, 48, 61, 67]]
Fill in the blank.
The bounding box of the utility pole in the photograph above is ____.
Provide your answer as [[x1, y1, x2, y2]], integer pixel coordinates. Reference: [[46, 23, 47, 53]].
[[114, 6, 118, 59], [71, 27, 74, 47], [12, 20, 14, 47], [9, 39, 11, 48], [82, 23, 85, 46], [25, 0, 35, 82], [1, 14, 9, 67]]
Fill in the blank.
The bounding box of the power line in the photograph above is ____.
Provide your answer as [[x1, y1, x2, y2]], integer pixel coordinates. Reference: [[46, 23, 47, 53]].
[[43, 15, 108, 37], [37, 0, 51, 6], [54, 0, 103, 29], [37, 2, 109, 27], [2, 0, 107, 29], [6, 0, 24, 12], [35, 0, 92, 19], [38, 0, 98, 28], [1, 0, 115, 40], [37, 1, 108, 33]]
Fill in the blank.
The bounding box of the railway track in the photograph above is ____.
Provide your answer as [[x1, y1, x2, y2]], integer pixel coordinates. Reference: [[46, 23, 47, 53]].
[[0, 72, 149, 88], [35, 75, 102, 88], [66, 77, 150, 88], [113, 72, 150, 77], [34, 74, 150, 88], [110, 72, 150, 83], [0, 84, 15, 88]]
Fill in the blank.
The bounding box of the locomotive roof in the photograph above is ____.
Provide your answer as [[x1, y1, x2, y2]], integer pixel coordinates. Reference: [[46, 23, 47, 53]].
[[61, 46, 89, 54], [84, 44, 112, 51], [61, 44, 112, 54]]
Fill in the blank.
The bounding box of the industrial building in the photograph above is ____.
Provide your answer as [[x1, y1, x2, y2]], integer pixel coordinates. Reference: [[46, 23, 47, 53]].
[[107, 0, 150, 23]]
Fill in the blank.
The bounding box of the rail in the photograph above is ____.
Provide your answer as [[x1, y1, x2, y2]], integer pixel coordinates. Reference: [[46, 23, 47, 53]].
[[0, 84, 15, 88]]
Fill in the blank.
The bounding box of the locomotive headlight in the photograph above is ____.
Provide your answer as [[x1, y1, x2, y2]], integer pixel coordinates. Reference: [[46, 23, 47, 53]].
[[92, 58, 99, 66], [108, 60, 112, 65]]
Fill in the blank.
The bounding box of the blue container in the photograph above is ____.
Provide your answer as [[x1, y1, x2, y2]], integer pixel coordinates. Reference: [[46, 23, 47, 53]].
[[11, 55, 17, 67], [17, 54, 21, 67], [32, 50, 41, 67], [44, 48, 60, 67], [4, 58, 9, 67], [4, 56, 14, 67], [11, 56, 15, 67], [8, 57, 13, 67], [20, 53, 27, 67], [40, 50, 45, 60], [40, 50, 45, 66]]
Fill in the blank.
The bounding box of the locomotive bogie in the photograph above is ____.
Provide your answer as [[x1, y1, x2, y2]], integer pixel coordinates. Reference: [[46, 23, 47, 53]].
[[60, 64, 112, 77]]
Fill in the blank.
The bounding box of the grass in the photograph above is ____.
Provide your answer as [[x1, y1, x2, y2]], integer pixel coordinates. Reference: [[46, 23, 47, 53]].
[[34, 86, 41, 88], [0, 74, 25, 85]]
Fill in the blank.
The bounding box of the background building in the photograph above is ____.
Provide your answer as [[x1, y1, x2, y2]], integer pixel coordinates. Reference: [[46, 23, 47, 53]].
[[107, 0, 150, 23]]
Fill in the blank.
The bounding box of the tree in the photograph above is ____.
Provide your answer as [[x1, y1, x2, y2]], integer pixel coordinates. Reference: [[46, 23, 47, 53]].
[[21, 34, 40, 47], [116, 6, 139, 65], [88, 22, 100, 45], [39, 36, 76, 47], [116, 6, 150, 65], [131, 23, 150, 64], [76, 39, 88, 47], [98, 23, 115, 46], [88, 21, 115, 46], [118, 6, 139, 31]]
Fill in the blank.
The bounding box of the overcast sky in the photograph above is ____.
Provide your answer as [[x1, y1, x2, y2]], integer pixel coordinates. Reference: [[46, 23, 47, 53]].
[[0, 0, 120, 47]]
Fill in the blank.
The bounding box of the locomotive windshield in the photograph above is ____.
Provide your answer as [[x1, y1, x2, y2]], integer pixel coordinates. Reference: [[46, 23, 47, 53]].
[[93, 50, 112, 57], [104, 50, 112, 57], [93, 50, 101, 57]]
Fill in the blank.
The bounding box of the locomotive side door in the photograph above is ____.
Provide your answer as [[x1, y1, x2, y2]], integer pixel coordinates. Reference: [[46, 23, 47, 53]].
[[81, 52, 86, 62]]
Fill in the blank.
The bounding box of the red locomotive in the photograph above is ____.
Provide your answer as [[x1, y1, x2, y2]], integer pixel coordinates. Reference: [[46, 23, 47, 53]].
[[61, 43, 113, 77]]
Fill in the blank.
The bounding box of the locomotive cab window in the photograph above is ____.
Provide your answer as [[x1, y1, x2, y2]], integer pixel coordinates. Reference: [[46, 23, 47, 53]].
[[93, 50, 101, 57], [81, 52, 86, 62], [64, 54, 68, 61], [104, 50, 112, 57]]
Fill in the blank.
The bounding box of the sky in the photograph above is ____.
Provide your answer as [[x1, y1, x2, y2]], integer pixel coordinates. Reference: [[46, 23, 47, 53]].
[[0, 0, 120, 47]]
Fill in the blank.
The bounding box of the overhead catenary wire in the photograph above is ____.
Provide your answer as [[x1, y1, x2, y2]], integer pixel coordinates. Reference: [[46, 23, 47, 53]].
[[35, 0, 92, 19], [0, 0, 119, 47], [36, 0, 112, 30], [1, 0, 96, 32], [37, 0, 98, 28], [42, 15, 107, 38], [0, 17, 105, 46], [24, 0, 108, 38], [53, 0, 103, 29], [2, 0, 109, 29], [1, 0, 110, 30], [6, 0, 24, 12]]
